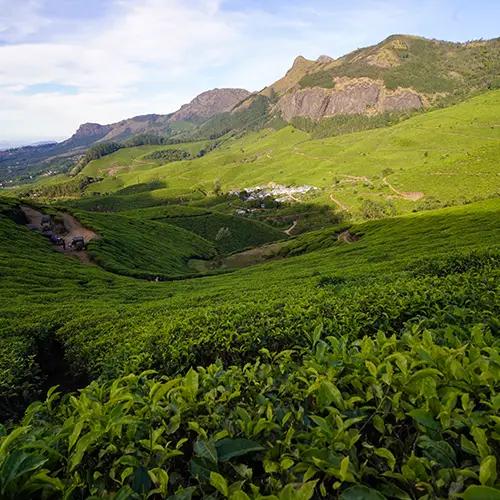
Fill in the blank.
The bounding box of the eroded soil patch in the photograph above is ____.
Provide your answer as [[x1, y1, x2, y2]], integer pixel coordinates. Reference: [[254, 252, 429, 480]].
[[21, 205, 98, 264]]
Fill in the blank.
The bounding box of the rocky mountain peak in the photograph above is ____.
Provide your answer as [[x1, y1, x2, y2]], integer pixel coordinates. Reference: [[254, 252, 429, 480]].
[[317, 55, 334, 64], [73, 123, 110, 138], [170, 88, 251, 122]]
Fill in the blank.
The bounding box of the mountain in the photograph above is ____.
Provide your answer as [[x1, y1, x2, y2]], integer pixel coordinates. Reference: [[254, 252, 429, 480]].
[[170, 88, 251, 122], [1, 28, 500, 499], [252, 34, 500, 123], [2, 35, 499, 184], [64, 88, 251, 147], [0, 88, 250, 183]]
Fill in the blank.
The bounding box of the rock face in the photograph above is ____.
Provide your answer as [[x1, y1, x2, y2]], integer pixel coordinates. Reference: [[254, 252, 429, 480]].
[[65, 115, 171, 147], [72, 123, 111, 139], [275, 78, 423, 121], [317, 55, 334, 64], [170, 88, 251, 122], [67, 89, 251, 146]]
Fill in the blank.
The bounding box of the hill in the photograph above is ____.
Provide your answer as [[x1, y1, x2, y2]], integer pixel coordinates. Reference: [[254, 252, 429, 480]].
[[0, 193, 498, 497], [1, 32, 500, 500], [3, 35, 499, 185], [32, 89, 499, 219], [0, 88, 250, 183], [259, 35, 500, 120]]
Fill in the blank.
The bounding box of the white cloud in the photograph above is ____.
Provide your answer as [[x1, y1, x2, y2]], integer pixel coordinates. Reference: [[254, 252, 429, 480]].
[[0, 0, 245, 139], [0, 0, 49, 42], [1, 0, 494, 142]]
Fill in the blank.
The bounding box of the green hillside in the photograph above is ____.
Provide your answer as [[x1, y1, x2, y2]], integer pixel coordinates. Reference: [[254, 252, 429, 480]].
[[309, 35, 500, 98], [0, 193, 499, 497], [44, 89, 499, 219], [1, 84, 500, 498], [161, 213, 285, 253], [76, 211, 216, 279]]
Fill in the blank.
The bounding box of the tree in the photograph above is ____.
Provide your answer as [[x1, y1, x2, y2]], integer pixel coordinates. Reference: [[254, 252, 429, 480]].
[[213, 179, 222, 196]]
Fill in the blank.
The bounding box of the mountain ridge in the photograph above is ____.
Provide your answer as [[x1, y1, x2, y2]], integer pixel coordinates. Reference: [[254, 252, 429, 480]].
[[0, 88, 252, 182], [1, 34, 499, 183]]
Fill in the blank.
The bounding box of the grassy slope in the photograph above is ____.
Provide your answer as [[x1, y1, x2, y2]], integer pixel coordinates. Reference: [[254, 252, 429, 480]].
[[1, 197, 498, 384], [82, 141, 209, 178], [75, 210, 216, 278], [161, 213, 285, 253], [69, 90, 500, 216], [1, 195, 499, 496]]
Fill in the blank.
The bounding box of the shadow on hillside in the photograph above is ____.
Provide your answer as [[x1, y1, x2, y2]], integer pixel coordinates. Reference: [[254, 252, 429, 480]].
[[115, 180, 168, 195]]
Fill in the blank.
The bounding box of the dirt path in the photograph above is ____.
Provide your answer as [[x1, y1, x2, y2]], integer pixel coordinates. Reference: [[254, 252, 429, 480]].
[[285, 219, 298, 236], [329, 193, 350, 212], [21, 205, 98, 264], [383, 177, 424, 201], [339, 175, 373, 185], [337, 230, 360, 244]]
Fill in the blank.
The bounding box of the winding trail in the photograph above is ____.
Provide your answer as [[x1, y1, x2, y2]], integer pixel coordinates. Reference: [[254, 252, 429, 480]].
[[21, 205, 98, 264], [382, 177, 424, 201], [329, 193, 350, 212], [285, 219, 298, 236]]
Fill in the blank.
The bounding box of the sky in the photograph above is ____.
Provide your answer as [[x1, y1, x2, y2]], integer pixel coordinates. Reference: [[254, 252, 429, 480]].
[[0, 0, 499, 145]]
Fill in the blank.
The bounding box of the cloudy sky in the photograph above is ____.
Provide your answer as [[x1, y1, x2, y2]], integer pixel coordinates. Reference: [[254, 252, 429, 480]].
[[1, 0, 498, 145]]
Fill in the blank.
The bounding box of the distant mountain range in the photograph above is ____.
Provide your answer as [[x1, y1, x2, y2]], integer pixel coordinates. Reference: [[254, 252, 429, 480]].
[[1, 34, 499, 183], [0, 140, 59, 151], [0, 88, 250, 182]]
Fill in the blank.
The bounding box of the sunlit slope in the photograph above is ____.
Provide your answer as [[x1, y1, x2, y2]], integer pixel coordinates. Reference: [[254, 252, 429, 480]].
[[81, 141, 209, 178], [80, 90, 500, 215], [1, 200, 499, 500], [1, 198, 499, 396]]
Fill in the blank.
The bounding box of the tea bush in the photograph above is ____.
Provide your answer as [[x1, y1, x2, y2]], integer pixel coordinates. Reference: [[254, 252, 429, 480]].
[[1, 324, 499, 498]]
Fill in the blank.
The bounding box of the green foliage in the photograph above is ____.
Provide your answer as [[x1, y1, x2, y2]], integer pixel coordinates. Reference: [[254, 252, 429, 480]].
[[0, 190, 499, 498], [298, 70, 335, 89], [361, 199, 396, 219], [291, 112, 406, 139], [20, 175, 101, 199], [165, 213, 284, 253], [83, 141, 122, 164], [123, 133, 169, 147], [143, 148, 192, 162], [75, 210, 216, 279], [1, 321, 499, 498], [193, 95, 271, 140], [331, 36, 500, 96]]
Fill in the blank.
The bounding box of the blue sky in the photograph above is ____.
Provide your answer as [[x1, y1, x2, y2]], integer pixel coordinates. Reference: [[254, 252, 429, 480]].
[[0, 0, 498, 144]]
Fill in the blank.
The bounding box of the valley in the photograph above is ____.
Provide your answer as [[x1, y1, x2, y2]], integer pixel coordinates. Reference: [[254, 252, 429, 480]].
[[0, 32, 499, 500]]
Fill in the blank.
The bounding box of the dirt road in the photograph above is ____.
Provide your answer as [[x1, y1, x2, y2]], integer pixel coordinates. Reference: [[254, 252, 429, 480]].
[[383, 177, 424, 201], [21, 205, 98, 264], [329, 193, 350, 212], [285, 219, 298, 235]]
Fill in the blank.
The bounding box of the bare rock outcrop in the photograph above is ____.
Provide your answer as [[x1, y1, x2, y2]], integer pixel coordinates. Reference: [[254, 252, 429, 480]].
[[170, 88, 251, 122], [72, 123, 111, 139], [275, 77, 423, 121], [317, 55, 334, 64]]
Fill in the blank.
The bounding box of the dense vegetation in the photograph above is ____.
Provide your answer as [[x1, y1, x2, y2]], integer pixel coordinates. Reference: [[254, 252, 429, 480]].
[[165, 213, 285, 253], [143, 149, 192, 163], [77, 210, 216, 279], [0, 194, 499, 498], [1, 80, 499, 498], [291, 113, 407, 139], [306, 36, 500, 100], [298, 70, 336, 89], [191, 95, 272, 141]]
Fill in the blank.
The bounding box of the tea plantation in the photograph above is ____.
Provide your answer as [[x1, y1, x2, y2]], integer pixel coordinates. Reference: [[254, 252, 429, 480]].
[[0, 91, 499, 499], [0, 191, 499, 498]]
